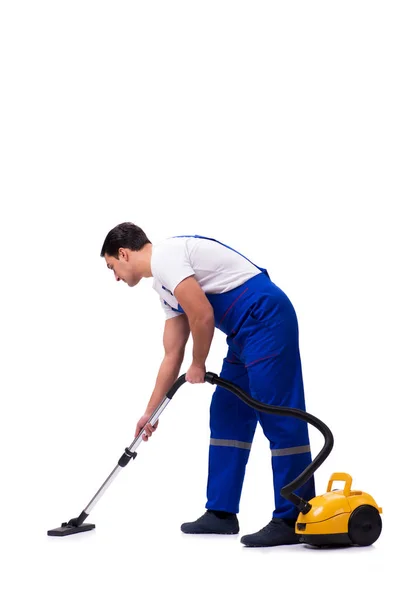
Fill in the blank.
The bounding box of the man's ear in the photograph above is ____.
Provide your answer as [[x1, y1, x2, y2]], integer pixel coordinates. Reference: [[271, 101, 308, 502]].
[[118, 248, 128, 261]]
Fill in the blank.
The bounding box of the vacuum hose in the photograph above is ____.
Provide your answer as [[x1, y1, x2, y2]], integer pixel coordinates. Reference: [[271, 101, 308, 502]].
[[167, 371, 334, 514]]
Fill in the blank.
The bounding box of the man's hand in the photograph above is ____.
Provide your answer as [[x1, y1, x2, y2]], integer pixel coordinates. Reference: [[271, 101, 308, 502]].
[[135, 414, 159, 441], [185, 363, 206, 383]]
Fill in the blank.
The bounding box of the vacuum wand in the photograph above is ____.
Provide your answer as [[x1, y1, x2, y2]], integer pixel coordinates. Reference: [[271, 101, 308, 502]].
[[47, 375, 186, 536], [48, 372, 333, 536]]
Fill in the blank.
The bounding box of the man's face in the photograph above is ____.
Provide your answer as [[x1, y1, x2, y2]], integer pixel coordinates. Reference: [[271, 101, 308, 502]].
[[104, 250, 141, 287]]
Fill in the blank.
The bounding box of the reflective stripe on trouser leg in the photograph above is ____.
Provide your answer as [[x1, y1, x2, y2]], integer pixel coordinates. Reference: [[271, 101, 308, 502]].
[[206, 355, 257, 514]]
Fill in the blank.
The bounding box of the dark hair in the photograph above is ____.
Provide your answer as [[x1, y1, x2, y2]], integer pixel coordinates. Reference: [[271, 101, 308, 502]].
[[100, 222, 151, 258]]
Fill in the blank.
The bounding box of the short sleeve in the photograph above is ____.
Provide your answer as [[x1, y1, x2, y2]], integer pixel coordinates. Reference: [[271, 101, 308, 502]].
[[160, 298, 182, 320]]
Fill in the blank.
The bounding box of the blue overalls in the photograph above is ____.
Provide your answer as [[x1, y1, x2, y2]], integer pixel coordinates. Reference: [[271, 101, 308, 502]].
[[175, 235, 315, 520]]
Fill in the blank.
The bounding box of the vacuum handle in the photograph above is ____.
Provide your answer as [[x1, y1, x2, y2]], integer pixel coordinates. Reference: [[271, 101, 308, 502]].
[[327, 472, 353, 495], [126, 374, 187, 454], [150, 374, 187, 422]]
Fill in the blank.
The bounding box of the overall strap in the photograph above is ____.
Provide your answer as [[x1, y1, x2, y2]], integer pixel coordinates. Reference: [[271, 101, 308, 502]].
[[173, 235, 269, 277]]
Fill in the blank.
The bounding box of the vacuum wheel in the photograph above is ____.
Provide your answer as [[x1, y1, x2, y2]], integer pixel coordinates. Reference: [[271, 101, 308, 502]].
[[348, 505, 382, 546]]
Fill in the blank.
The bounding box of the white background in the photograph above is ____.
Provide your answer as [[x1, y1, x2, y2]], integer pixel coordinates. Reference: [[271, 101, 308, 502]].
[[1, 1, 399, 598]]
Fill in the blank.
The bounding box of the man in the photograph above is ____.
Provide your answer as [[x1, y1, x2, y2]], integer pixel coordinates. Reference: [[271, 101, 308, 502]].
[[101, 222, 315, 547]]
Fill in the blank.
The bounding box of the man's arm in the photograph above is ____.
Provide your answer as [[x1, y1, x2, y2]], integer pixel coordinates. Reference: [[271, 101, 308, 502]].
[[144, 313, 190, 415], [174, 276, 215, 382]]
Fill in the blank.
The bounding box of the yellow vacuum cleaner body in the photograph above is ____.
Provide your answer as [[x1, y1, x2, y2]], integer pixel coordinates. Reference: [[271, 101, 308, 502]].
[[296, 472, 382, 546]]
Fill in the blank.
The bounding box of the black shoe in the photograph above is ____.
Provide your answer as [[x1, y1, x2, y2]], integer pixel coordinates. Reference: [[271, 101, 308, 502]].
[[240, 518, 300, 547], [181, 510, 239, 534]]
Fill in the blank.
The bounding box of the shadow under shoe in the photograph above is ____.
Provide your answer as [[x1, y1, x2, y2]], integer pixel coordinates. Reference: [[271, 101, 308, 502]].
[[240, 518, 301, 547], [181, 510, 239, 534]]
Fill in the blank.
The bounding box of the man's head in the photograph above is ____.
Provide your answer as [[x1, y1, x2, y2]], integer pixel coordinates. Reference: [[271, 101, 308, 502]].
[[100, 222, 152, 287]]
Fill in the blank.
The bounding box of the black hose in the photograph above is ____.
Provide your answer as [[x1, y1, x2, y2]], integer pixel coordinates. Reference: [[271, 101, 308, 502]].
[[167, 371, 334, 514]]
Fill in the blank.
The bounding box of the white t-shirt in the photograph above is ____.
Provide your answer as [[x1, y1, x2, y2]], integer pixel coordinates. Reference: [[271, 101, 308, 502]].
[[151, 236, 261, 319]]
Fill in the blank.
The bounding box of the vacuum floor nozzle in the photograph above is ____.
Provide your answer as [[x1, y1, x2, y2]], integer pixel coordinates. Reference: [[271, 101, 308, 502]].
[[47, 522, 95, 537]]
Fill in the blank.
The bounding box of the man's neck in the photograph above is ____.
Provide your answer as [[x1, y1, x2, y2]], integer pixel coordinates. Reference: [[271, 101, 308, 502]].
[[136, 243, 153, 278]]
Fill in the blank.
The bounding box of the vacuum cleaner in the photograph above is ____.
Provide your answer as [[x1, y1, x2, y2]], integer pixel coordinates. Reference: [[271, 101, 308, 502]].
[[48, 372, 382, 546]]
